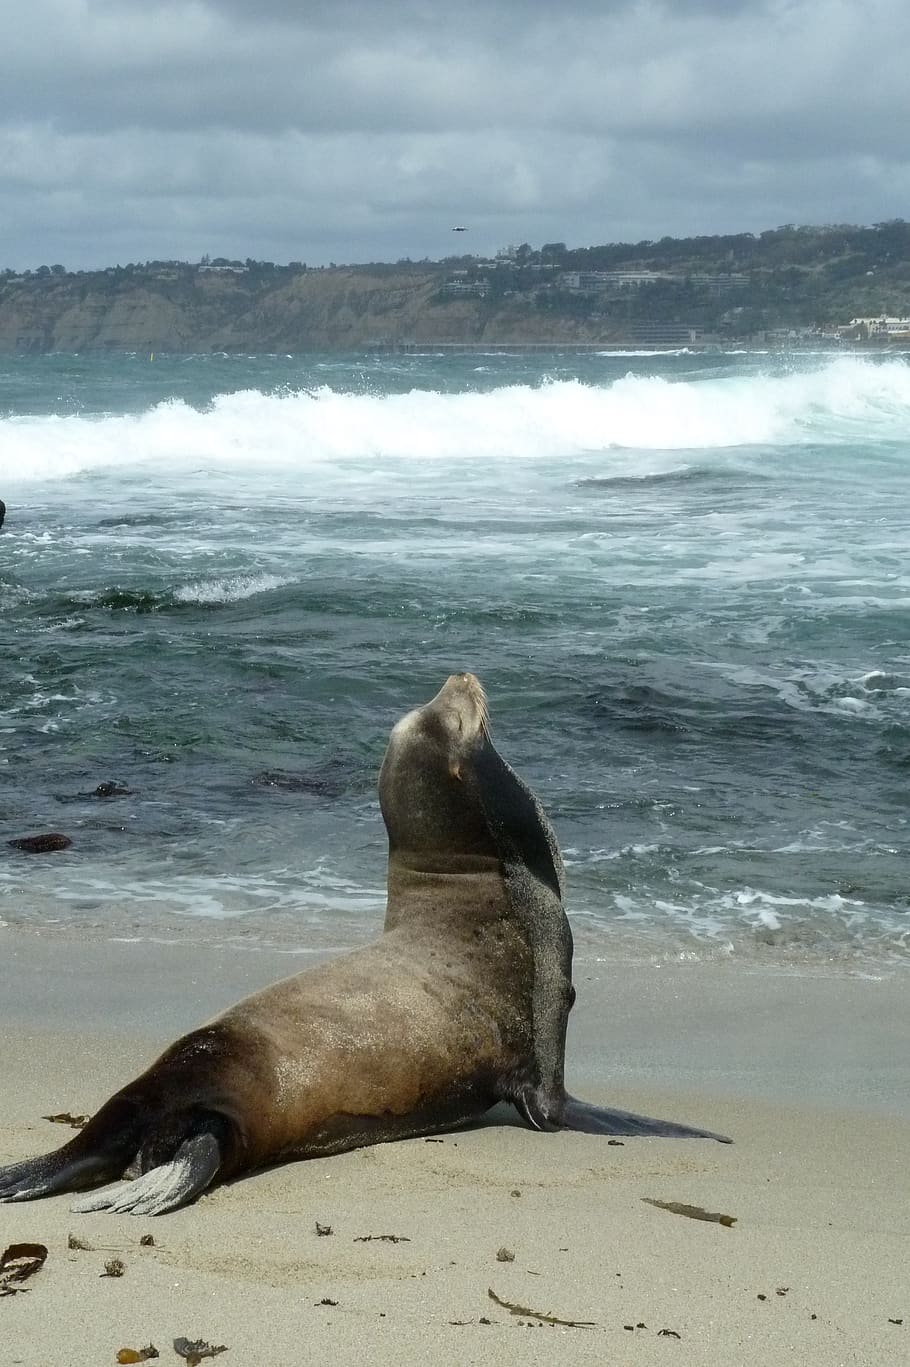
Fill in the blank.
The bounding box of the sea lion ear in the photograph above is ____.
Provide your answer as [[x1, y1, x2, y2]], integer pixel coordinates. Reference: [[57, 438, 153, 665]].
[[472, 735, 564, 900]]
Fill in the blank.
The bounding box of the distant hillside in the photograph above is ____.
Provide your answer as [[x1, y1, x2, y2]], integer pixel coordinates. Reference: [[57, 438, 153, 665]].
[[2, 221, 909, 353]]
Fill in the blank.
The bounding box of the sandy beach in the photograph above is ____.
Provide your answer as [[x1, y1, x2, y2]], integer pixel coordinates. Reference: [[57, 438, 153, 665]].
[[1, 930, 908, 1366]]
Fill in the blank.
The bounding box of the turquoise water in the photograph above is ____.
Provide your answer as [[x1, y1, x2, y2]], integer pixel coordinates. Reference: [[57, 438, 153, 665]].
[[1, 349, 909, 967]]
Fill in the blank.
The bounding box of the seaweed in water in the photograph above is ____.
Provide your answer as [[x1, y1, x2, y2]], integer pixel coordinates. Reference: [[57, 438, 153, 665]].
[[7, 833, 72, 853]]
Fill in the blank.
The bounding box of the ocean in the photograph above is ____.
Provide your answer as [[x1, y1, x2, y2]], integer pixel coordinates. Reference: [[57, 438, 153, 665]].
[[1, 349, 908, 972]]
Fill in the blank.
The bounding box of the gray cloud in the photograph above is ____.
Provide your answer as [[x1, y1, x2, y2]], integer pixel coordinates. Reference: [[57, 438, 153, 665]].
[[1, 0, 908, 268]]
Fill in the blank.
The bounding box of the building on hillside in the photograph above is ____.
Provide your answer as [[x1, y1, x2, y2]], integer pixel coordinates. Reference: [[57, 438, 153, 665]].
[[838, 315, 910, 340], [556, 270, 747, 295], [624, 323, 703, 345], [439, 277, 490, 298]]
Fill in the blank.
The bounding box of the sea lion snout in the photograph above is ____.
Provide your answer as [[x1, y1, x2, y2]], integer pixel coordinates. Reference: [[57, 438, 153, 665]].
[[378, 673, 497, 856], [384, 673, 488, 759], [427, 672, 489, 738]]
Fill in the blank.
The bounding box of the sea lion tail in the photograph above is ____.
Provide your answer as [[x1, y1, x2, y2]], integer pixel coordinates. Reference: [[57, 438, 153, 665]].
[[560, 1094, 732, 1144]]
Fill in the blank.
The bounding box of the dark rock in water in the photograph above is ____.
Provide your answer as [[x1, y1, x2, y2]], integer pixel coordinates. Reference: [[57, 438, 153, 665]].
[[55, 781, 134, 803], [8, 833, 72, 853], [0, 499, 5, 529]]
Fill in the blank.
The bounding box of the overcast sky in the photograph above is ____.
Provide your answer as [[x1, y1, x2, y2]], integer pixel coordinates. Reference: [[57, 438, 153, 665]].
[[2, 0, 908, 270]]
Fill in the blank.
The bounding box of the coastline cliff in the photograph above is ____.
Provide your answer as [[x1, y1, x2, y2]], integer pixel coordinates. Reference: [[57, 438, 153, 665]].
[[0, 266, 622, 354], [3, 220, 909, 353]]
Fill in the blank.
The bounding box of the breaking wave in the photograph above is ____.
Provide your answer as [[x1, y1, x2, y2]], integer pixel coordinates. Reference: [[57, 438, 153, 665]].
[[2, 356, 910, 483]]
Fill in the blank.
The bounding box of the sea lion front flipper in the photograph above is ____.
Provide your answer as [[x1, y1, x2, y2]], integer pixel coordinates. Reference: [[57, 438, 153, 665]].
[[70, 1132, 222, 1215], [471, 736, 575, 1122], [560, 1094, 732, 1143]]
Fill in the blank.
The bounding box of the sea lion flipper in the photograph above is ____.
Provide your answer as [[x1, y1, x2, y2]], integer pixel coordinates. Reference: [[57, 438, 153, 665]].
[[0, 1152, 115, 1202], [472, 737, 564, 901], [71, 1131, 222, 1216], [560, 1094, 732, 1144], [0, 1092, 146, 1202]]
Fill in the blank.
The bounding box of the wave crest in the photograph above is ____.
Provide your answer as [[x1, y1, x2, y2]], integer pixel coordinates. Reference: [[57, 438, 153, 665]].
[[3, 356, 910, 483]]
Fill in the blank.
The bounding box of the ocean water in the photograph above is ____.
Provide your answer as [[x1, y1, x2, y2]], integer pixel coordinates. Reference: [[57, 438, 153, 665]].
[[1, 349, 909, 971]]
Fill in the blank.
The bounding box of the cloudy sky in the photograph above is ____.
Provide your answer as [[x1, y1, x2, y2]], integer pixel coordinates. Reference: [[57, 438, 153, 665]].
[[2, 0, 908, 270]]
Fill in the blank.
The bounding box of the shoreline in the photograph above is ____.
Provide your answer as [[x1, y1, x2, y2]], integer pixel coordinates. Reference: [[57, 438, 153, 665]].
[[1, 925, 908, 1117], [2, 929, 909, 1364]]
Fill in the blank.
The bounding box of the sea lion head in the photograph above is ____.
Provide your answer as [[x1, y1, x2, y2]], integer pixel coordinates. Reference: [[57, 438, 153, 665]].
[[378, 672, 563, 904], [378, 672, 495, 860]]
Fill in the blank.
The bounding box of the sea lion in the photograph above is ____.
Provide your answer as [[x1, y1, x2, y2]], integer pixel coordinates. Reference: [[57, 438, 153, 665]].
[[0, 673, 727, 1216]]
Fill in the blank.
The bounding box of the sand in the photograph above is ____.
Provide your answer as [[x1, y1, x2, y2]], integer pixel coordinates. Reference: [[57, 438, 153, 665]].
[[1, 929, 908, 1366]]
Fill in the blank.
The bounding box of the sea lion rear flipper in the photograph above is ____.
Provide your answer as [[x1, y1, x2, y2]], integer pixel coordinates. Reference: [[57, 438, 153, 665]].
[[560, 1094, 732, 1143], [70, 1131, 222, 1215], [0, 1093, 146, 1202], [0, 1152, 117, 1202]]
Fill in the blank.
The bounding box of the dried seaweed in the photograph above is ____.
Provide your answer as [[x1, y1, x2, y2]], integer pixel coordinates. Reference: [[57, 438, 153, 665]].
[[658, 1329, 682, 1338], [139, 1235, 155, 1248], [116, 1347, 159, 1363], [353, 1234, 410, 1243], [42, 1112, 90, 1128], [69, 1234, 127, 1253], [0, 1243, 48, 1296], [495, 1247, 515, 1262], [642, 1199, 736, 1227], [487, 1287, 595, 1327], [315, 1223, 333, 1237], [173, 1339, 228, 1366], [101, 1258, 125, 1278]]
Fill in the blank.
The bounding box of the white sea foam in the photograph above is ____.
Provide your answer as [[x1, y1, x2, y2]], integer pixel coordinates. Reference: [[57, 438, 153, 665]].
[[3, 356, 910, 484], [173, 573, 296, 604]]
